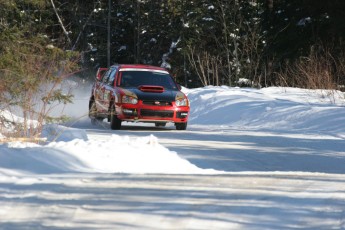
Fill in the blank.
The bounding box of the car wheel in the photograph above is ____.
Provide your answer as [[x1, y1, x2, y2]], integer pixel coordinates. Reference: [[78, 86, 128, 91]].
[[175, 122, 187, 130], [110, 105, 122, 130], [155, 122, 166, 127]]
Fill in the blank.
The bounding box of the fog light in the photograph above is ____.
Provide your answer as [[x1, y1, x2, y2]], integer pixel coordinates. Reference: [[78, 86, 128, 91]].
[[176, 112, 188, 118]]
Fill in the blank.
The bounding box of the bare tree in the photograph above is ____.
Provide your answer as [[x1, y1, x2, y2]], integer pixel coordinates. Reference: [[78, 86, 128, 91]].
[[50, 0, 72, 45], [203, 0, 264, 87], [187, 46, 222, 86], [215, 0, 234, 86]]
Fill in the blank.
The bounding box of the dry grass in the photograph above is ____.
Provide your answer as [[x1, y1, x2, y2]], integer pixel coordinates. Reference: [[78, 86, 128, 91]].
[[0, 137, 47, 143], [277, 45, 345, 91]]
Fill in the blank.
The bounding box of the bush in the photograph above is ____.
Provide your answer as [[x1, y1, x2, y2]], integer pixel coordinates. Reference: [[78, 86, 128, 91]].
[[0, 30, 79, 139]]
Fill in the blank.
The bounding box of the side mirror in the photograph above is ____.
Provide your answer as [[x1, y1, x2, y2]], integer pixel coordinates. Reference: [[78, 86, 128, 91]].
[[177, 84, 182, 91]]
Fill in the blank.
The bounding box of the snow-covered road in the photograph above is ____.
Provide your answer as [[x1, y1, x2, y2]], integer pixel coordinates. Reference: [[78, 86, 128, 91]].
[[85, 122, 345, 174], [1, 86, 345, 229], [55, 121, 344, 230], [2, 170, 345, 229], [2, 122, 345, 229]]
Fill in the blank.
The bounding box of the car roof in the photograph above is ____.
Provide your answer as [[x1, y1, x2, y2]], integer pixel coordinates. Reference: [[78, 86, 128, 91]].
[[112, 64, 169, 73]]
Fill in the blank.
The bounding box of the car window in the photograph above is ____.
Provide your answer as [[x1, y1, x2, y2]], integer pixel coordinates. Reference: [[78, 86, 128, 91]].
[[102, 70, 111, 83], [107, 68, 117, 86], [120, 71, 178, 90]]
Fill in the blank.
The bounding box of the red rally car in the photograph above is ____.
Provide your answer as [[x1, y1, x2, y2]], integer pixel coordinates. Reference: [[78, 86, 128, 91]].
[[89, 64, 190, 130]]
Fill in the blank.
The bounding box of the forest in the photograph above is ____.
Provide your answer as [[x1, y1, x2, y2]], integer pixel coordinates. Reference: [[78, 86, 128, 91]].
[[1, 0, 345, 89]]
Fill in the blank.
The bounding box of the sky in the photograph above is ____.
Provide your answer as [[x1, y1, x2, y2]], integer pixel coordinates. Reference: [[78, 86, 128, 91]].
[[0, 85, 345, 229]]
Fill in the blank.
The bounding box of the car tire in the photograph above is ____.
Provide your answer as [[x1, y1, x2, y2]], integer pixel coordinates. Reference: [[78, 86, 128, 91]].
[[110, 105, 122, 130], [175, 122, 187, 130]]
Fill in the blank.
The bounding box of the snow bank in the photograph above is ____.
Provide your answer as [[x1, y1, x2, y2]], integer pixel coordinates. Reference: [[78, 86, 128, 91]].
[[0, 133, 222, 175], [47, 134, 221, 174], [186, 86, 345, 133]]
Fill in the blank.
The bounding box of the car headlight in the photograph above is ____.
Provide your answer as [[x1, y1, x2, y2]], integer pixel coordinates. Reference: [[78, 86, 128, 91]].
[[122, 95, 138, 104], [175, 98, 188, 107]]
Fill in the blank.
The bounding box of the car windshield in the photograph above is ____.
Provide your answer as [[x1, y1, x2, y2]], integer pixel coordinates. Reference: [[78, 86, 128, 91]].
[[120, 71, 178, 90]]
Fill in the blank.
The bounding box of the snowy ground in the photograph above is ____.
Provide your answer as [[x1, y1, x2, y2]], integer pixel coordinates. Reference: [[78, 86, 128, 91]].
[[1, 86, 345, 229]]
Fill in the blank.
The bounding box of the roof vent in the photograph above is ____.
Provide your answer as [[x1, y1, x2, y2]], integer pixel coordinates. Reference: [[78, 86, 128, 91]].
[[138, 85, 164, 93]]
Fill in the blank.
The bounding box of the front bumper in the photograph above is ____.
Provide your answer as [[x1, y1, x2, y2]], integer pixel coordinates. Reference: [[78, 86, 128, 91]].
[[116, 101, 189, 123]]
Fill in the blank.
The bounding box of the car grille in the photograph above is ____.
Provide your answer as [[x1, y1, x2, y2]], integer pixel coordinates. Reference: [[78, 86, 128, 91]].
[[142, 100, 172, 106], [140, 109, 174, 118]]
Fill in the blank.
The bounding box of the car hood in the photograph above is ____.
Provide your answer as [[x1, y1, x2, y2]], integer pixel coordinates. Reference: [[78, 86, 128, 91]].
[[125, 87, 179, 102]]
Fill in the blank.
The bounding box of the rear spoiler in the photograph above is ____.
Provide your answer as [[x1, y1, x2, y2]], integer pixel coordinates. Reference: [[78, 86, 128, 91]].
[[96, 67, 108, 81]]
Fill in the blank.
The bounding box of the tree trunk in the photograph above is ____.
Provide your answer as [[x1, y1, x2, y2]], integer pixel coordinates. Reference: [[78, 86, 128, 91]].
[[50, 0, 71, 45]]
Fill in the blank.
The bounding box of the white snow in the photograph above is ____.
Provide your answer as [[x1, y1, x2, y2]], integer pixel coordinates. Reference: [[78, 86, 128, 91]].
[[1, 85, 345, 229], [118, 45, 127, 51]]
